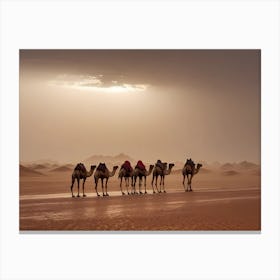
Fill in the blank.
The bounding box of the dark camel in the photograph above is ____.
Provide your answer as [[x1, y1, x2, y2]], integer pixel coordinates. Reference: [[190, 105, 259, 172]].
[[70, 163, 96, 197]]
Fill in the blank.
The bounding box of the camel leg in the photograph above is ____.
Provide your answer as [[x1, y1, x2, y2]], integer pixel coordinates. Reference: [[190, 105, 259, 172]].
[[162, 176, 166, 193], [82, 178, 87, 197], [77, 178, 80, 197], [189, 175, 193, 191], [125, 178, 130, 195], [186, 175, 189, 191], [159, 176, 162, 193], [187, 174, 191, 191], [130, 177, 134, 194], [154, 175, 159, 193], [70, 176, 75, 197], [95, 177, 100, 196], [144, 176, 147, 194], [151, 174, 155, 193], [131, 176, 135, 194], [139, 177, 142, 194], [105, 178, 109, 196], [183, 175, 186, 191], [120, 177, 125, 195], [134, 177, 138, 194], [101, 178, 105, 196]]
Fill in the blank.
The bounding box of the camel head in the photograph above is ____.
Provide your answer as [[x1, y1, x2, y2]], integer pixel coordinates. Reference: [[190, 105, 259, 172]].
[[168, 163, 175, 169], [113, 166, 119, 171], [149, 164, 154, 171], [197, 163, 203, 169], [90, 165, 96, 170]]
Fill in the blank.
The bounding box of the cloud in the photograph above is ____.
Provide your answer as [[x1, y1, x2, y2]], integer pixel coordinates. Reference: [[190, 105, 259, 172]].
[[48, 74, 148, 93]]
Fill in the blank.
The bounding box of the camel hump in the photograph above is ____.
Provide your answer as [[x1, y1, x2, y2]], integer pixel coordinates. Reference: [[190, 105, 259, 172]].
[[97, 163, 107, 172], [135, 160, 146, 171], [74, 163, 86, 172], [121, 161, 132, 172], [185, 158, 195, 167], [155, 160, 165, 170]]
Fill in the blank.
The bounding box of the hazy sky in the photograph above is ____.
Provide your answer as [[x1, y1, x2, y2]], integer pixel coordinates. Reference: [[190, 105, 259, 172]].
[[20, 50, 260, 164]]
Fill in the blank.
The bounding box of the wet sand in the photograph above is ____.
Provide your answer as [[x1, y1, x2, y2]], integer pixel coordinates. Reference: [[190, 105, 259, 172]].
[[20, 188, 260, 231], [20, 169, 261, 231]]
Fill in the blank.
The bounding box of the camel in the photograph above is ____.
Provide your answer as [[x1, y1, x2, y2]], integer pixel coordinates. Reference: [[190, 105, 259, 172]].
[[118, 161, 133, 195], [182, 159, 202, 192], [151, 162, 175, 193], [70, 163, 96, 197], [94, 163, 118, 196], [132, 163, 154, 194]]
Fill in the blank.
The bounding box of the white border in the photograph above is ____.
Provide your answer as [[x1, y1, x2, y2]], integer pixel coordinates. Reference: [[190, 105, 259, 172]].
[[1, 1, 279, 279]]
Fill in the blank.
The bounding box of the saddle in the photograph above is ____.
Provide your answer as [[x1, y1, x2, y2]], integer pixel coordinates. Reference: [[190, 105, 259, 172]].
[[155, 160, 166, 171], [184, 158, 195, 169], [135, 160, 146, 171], [97, 163, 107, 172], [74, 163, 86, 172], [121, 161, 133, 172]]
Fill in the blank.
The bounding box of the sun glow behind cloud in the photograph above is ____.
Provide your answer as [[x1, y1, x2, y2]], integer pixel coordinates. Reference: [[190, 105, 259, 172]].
[[48, 74, 148, 93]]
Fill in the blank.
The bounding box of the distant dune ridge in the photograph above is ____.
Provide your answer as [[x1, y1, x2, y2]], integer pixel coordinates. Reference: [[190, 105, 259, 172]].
[[20, 165, 44, 176], [20, 155, 260, 178], [220, 163, 235, 170], [31, 164, 48, 170], [222, 170, 239, 176], [220, 161, 259, 171], [84, 153, 133, 164], [50, 165, 73, 172]]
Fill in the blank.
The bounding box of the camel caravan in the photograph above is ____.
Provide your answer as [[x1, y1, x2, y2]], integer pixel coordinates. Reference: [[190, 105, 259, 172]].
[[70, 158, 202, 198]]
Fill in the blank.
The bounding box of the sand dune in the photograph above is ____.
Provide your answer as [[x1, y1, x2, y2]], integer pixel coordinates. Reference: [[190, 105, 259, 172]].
[[220, 163, 235, 170], [50, 165, 73, 172], [238, 161, 259, 170], [31, 164, 48, 170], [222, 170, 239, 176], [220, 161, 260, 173], [84, 153, 134, 165], [20, 165, 44, 176], [19, 159, 261, 230]]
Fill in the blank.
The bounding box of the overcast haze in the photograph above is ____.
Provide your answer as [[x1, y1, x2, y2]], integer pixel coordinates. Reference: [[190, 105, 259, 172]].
[[20, 50, 260, 164]]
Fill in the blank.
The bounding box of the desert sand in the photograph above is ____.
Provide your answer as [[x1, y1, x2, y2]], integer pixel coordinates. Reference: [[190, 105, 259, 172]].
[[20, 161, 261, 231]]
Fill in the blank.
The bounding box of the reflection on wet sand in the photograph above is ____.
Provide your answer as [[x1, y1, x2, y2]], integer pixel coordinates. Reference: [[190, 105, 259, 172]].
[[20, 187, 261, 231]]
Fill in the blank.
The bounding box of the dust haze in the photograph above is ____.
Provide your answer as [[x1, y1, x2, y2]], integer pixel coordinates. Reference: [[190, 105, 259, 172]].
[[20, 50, 260, 164]]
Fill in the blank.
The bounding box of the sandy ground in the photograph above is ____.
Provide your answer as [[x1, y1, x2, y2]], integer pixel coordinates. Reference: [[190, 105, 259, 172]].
[[20, 169, 261, 231]]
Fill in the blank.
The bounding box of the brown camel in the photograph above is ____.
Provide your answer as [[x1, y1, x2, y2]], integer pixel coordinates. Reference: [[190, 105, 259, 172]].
[[152, 161, 175, 193], [70, 163, 96, 197], [182, 159, 202, 192], [132, 162, 154, 194], [94, 163, 118, 196], [118, 161, 133, 195]]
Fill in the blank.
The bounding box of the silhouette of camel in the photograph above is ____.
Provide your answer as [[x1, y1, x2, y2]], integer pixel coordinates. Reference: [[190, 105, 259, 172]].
[[182, 159, 202, 191], [94, 163, 118, 196], [70, 163, 96, 197], [132, 161, 154, 194], [152, 161, 174, 193], [118, 161, 133, 195]]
